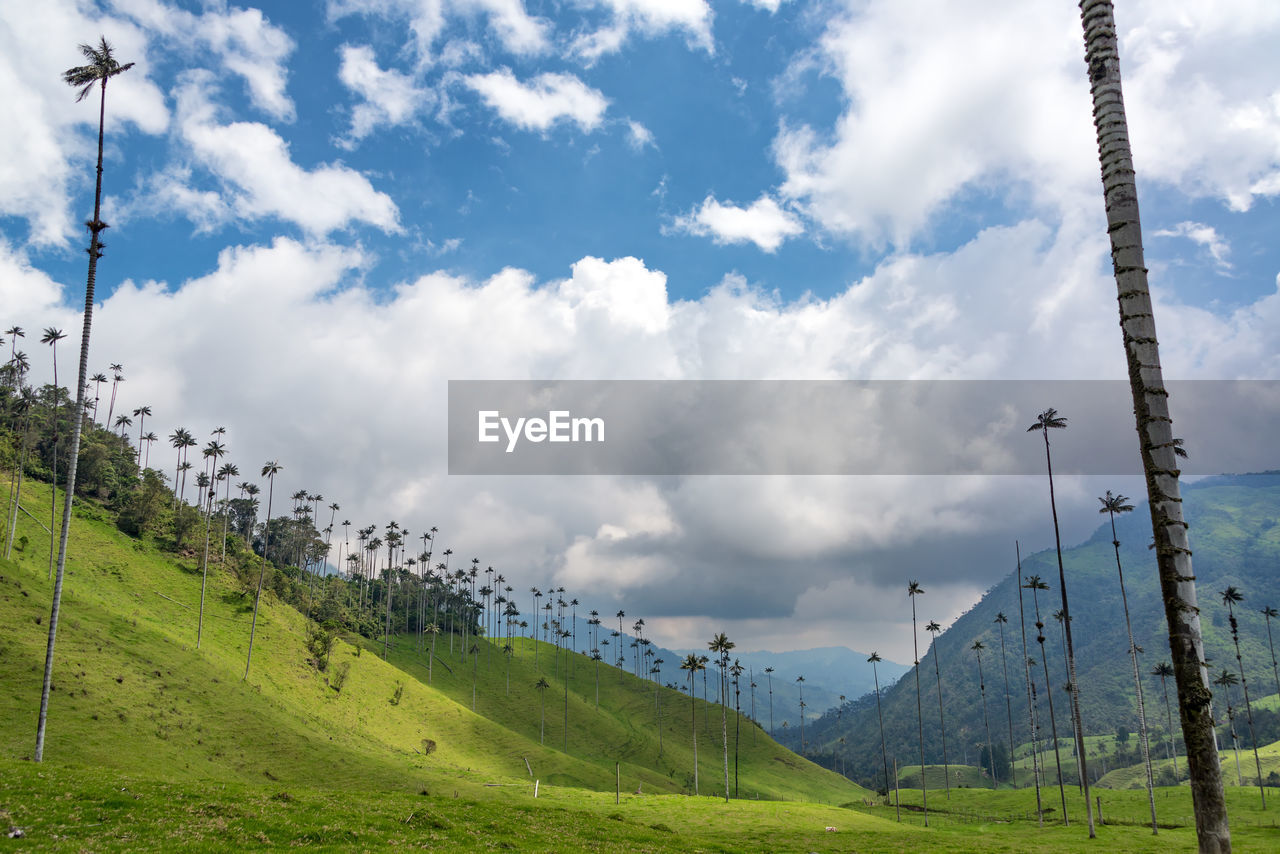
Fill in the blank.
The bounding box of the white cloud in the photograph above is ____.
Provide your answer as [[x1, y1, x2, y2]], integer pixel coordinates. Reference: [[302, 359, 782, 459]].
[[672, 194, 804, 252], [0, 0, 167, 245], [774, 0, 1093, 248], [1153, 221, 1232, 270], [739, 0, 791, 12], [465, 68, 608, 132], [570, 0, 714, 64], [112, 0, 296, 121], [775, 0, 1280, 248], [327, 0, 550, 64], [170, 73, 400, 236], [626, 119, 655, 150], [337, 44, 434, 145]]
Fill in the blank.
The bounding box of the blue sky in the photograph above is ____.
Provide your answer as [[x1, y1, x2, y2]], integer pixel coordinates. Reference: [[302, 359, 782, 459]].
[[3, 0, 1279, 659]]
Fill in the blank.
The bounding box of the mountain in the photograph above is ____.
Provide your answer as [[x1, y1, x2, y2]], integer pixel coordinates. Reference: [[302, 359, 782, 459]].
[[796, 472, 1280, 788]]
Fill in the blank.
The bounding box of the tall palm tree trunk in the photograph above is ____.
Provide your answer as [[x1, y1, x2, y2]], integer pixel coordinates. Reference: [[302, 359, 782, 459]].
[[1036, 428, 1094, 835], [244, 466, 277, 681], [996, 615, 1016, 787], [930, 636, 951, 797], [1108, 507, 1158, 831], [909, 588, 928, 826], [870, 655, 892, 803], [36, 42, 131, 762], [1031, 581, 1068, 823], [1079, 3, 1229, 849]]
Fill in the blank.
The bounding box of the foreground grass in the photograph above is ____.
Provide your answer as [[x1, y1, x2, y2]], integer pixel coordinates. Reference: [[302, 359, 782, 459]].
[[9, 760, 1280, 853]]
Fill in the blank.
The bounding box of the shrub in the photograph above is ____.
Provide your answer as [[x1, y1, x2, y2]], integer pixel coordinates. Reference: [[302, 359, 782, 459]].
[[329, 661, 351, 695]]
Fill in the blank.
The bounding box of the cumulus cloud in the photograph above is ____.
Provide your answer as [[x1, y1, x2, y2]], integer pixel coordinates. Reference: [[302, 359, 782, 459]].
[[112, 0, 296, 120], [1153, 221, 1233, 271], [167, 73, 400, 236], [337, 44, 434, 145], [626, 119, 655, 150], [672, 194, 804, 252], [327, 0, 551, 64], [739, 0, 791, 12], [0, 0, 167, 244], [775, 0, 1280, 248], [570, 0, 714, 64], [465, 68, 609, 132]]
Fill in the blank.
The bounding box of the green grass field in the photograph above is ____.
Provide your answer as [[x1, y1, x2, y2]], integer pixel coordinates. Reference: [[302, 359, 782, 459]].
[[3, 476, 1280, 851]]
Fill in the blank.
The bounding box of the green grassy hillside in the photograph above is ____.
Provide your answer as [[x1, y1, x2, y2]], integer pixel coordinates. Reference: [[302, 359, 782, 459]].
[[0, 476, 862, 808]]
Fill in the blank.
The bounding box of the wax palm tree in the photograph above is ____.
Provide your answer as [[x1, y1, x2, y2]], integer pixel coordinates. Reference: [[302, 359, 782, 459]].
[[1079, 4, 1227, 848], [1213, 670, 1243, 786], [140, 432, 157, 469], [1015, 543, 1044, 826], [796, 675, 806, 749], [869, 651, 892, 799], [1100, 490, 1158, 830], [217, 462, 238, 562], [907, 580, 928, 825], [1263, 606, 1280, 700], [535, 676, 550, 744], [131, 405, 151, 466], [41, 327, 66, 579], [4, 326, 22, 370], [244, 461, 280, 681], [194, 468, 217, 649], [105, 364, 123, 429], [169, 428, 193, 508], [925, 620, 951, 797], [764, 666, 774, 734], [1219, 587, 1265, 805], [36, 37, 134, 763], [708, 632, 734, 802], [90, 372, 107, 423], [113, 413, 130, 438], [1028, 407, 1094, 837], [4, 390, 37, 561], [1151, 661, 1179, 781], [994, 612, 1015, 785], [971, 640, 995, 788], [1025, 573, 1068, 822]]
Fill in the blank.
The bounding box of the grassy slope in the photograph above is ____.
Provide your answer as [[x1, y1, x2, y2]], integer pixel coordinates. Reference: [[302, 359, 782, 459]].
[[381, 629, 862, 803], [0, 477, 863, 805]]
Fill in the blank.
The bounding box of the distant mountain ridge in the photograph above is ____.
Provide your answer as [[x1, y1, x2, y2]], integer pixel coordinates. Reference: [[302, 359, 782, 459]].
[[793, 471, 1280, 786]]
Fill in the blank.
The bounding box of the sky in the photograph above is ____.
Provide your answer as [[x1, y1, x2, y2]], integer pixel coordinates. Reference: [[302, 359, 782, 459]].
[[2, 0, 1279, 664]]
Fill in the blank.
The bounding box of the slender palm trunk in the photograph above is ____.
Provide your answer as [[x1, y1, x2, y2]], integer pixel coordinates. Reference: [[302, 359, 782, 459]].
[[4, 419, 32, 560], [689, 675, 699, 795], [48, 355, 60, 580], [1109, 511, 1158, 830], [997, 619, 1016, 786], [721, 658, 729, 802], [1079, 3, 1228, 850], [196, 491, 213, 648], [931, 638, 951, 797], [1264, 612, 1280, 701], [243, 475, 275, 681], [35, 71, 112, 763], [910, 595, 928, 825], [1033, 584, 1068, 823], [1039, 429, 1094, 835], [1225, 602, 1266, 806], [976, 648, 995, 788], [872, 662, 891, 801]]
